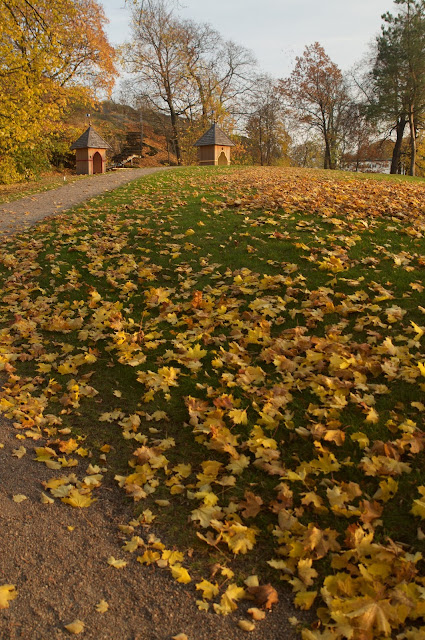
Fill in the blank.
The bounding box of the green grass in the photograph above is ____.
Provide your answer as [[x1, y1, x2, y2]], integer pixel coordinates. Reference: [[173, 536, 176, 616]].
[[2, 165, 425, 633]]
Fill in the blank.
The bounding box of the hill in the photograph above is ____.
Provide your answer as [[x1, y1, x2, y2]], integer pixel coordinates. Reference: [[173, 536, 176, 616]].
[[65, 100, 178, 168]]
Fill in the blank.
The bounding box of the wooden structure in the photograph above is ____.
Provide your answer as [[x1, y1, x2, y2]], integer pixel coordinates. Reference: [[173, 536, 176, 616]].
[[194, 123, 234, 166], [70, 126, 112, 175]]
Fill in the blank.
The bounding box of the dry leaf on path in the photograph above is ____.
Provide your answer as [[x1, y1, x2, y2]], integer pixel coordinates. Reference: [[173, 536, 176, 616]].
[[12, 446, 26, 458], [247, 607, 266, 620], [0, 584, 18, 609], [246, 584, 278, 609], [64, 620, 85, 634], [96, 599, 109, 613], [107, 556, 127, 569], [238, 620, 256, 632]]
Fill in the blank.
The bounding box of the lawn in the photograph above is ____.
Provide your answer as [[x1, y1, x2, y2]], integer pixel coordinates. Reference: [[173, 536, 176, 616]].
[[1, 166, 425, 639]]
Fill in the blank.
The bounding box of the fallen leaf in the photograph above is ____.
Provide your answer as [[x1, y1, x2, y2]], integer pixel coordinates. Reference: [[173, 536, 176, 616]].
[[61, 489, 96, 508], [96, 599, 109, 613], [246, 584, 278, 609], [12, 446, 26, 458], [0, 585, 17, 609], [247, 607, 266, 620], [64, 620, 85, 634], [107, 557, 127, 569]]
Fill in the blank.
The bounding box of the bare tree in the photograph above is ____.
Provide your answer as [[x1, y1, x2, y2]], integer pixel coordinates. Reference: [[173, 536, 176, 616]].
[[245, 75, 290, 165], [124, 0, 257, 163], [279, 43, 351, 169], [124, 0, 196, 164]]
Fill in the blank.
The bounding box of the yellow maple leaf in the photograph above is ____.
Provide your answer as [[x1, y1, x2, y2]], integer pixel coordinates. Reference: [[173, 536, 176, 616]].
[[195, 579, 219, 600], [220, 522, 258, 554], [61, 489, 96, 508], [12, 446, 26, 459], [41, 492, 54, 504], [346, 600, 392, 635], [64, 620, 85, 634], [350, 432, 370, 449], [238, 620, 255, 632], [228, 408, 248, 425], [170, 564, 191, 584], [411, 487, 425, 518], [107, 556, 127, 569], [294, 590, 317, 610], [0, 584, 17, 609], [365, 407, 379, 424], [247, 607, 266, 621], [412, 321, 425, 338], [96, 599, 109, 613], [12, 494, 27, 503], [298, 559, 318, 587], [214, 583, 246, 615], [137, 550, 160, 565]]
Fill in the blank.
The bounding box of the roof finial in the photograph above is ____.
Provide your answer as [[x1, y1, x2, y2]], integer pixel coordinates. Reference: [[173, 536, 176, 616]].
[[86, 113, 91, 127]]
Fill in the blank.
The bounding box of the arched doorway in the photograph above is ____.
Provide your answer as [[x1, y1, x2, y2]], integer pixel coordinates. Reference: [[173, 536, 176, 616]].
[[93, 152, 103, 174], [218, 151, 228, 166]]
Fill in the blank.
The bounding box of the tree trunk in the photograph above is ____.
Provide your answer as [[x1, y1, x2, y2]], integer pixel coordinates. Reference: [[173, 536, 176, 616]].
[[408, 106, 416, 177], [390, 117, 407, 174], [324, 138, 331, 169], [259, 118, 264, 166], [168, 105, 182, 165]]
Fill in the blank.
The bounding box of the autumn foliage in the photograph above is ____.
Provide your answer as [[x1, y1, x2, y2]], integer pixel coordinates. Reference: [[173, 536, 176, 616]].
[[0, 0, 116, 183], [1, 167, 425, 638]]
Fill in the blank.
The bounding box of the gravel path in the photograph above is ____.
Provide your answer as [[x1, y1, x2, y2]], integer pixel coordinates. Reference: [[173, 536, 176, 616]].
[[0, 168, 301, 639], [0, 415, 299, 640], [0, 167, 173, 238]]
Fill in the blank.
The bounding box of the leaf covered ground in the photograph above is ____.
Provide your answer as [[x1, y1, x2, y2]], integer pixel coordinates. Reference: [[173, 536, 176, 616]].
[[1, 166, 425, 639]]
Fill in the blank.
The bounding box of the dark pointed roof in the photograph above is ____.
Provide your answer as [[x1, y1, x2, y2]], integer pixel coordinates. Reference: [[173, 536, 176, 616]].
[[194, 123, 234, 147], [70, 126, 112, 150]]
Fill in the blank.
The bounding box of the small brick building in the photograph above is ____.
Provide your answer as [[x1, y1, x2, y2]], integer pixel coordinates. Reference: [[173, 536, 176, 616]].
[[71, 126, 112, 175], [194, 123, 234, 166]]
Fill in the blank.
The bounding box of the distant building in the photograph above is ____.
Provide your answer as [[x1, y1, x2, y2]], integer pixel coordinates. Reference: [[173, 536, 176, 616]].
[[343, 160, 392, 174], [70, 126, 112, 175], [194, 123, 234, 166]]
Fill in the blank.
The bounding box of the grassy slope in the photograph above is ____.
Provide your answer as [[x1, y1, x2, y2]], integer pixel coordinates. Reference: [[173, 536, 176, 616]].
[[1, 166, 425, 637]]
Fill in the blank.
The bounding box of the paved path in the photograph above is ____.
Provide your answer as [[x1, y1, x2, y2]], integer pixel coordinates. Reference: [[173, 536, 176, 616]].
[[0, 167, 173, 238]]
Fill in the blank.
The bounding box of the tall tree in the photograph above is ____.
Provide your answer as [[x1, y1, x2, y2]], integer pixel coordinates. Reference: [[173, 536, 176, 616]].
[[125, 0, 256, 164], [370, 0, 425, 175], [279, 43, 350, 170], [125, 0, 199, 164], [179, 21, 256, 127], [245, 76, 290, 166], [0, 0, 116, 180]]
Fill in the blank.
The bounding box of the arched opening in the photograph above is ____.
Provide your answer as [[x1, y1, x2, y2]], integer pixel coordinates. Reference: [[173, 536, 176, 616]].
[[218, 151, 228, 166], [93, 152, 103, 174]]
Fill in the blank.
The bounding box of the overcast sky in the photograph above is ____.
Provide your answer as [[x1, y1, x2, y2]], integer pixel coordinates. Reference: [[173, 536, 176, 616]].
[[100, 0, 393, 78]]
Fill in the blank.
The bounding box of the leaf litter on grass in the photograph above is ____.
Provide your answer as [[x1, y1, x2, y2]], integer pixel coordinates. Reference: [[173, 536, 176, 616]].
[[1, 166, 425, 638]]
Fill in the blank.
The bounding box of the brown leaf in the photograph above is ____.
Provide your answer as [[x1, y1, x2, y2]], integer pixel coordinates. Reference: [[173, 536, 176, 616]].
[[239, 491, 263, 519], [246, 584, 278, 609]]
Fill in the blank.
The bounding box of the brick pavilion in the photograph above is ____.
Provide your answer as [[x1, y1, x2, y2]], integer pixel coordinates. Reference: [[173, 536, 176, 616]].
[[194, 123, 234, 166], [70, 126, 112, 175]]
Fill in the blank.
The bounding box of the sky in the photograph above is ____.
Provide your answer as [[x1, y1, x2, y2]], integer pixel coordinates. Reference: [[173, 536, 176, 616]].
[[100, 0, 393, 79]]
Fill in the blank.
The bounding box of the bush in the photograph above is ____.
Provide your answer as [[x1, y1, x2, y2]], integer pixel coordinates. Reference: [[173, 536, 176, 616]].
[[0, 156, 22, 184]]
